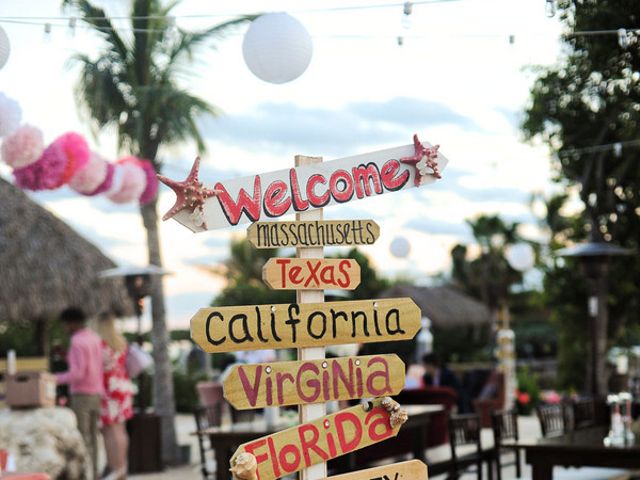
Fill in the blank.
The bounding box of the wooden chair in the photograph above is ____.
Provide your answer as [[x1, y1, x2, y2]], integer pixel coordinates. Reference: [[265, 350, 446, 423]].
[[561, 400, 575, 433], [193, 405, 221, 480], [491, 410, 521, 480], [449, 413, 491, 480], [572, 397, 596, 430], [536, 403, 564, 437]]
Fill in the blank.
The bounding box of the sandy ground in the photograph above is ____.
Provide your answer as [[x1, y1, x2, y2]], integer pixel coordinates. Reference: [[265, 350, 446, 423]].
[[127, 414, 544, 480]]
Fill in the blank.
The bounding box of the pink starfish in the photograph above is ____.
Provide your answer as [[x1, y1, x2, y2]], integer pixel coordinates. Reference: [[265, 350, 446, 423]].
[[400, 134, 442, 186], [157, 156, 221, 229]]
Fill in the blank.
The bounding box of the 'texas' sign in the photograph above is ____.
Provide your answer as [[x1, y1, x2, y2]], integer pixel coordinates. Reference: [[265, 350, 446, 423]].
[[229, 400, 402, 480], [223, 354, 405, 409], [190, 298, 421, 353], [160, 135, 448, 231]]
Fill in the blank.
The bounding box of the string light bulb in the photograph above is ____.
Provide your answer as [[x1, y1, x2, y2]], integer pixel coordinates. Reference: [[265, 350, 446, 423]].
[[68, 17, 76, 37], [545, 0, 556, 18]]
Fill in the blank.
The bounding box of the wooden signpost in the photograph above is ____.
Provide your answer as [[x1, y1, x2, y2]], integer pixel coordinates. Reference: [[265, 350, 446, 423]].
[[320, 460, 428, 480], [248, 220, 380, 249], [263, 258, 361, 290], [160, 134, 446, 480], [223, 354, 406, 409], [190, 298, 421, 353], [229, 399, 403, 480]]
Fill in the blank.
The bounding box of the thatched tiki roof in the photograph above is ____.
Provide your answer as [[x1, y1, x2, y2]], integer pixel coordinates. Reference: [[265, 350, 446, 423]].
[[0, 178, 132, 325], [380, 284, 492, 328]]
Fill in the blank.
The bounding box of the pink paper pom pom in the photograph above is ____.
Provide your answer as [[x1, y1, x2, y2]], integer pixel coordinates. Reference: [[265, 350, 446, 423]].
[[53, 132, 90, 185], [138, 159, 158, 205], [107, 161, 146, 203], [69, 152, 108, 195], [116, 155, 158, 204], [0, 93, 22, 138], [13, 141, 67, 190], [1, 124, 44, 168], [87, 161, 115, 195]]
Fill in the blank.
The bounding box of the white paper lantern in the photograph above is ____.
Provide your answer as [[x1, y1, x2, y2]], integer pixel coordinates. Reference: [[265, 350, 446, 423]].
[[242, 13, 313, 84], [506, 243, 535, 272], [0, 26, 9, 70], [390, 236, 411, 259]]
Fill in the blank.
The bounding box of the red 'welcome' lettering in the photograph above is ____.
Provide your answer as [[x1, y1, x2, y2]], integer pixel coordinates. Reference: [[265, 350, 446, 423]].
[[215, 176, 261, 225]]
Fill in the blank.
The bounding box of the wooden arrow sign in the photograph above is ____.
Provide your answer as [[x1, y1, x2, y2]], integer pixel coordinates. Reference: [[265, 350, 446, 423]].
[[320, 460, 428, 480], [263, 258, 361, 290], [229, 399, 403, 480], [190, 298, 421, 353], [223, 354, 405, 409], [161, 135, 447, 231], [247, 220, 380, 249]]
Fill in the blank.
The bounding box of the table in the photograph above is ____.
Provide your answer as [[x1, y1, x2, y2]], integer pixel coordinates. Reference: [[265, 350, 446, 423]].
[[508, 427, 640, 480], [194, 404, 443, 480]]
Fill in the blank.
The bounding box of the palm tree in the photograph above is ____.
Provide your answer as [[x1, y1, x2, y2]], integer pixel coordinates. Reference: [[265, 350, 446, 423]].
[[63, 0, 255, 462]]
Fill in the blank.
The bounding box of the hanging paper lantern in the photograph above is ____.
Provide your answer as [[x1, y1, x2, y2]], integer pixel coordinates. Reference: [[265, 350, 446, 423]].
[[242, 13, 313, 84], [390, 236, 411, 259], [1, 124, 44, 168], [107, 161, 146, 203], [0, 92, 21, 138], [69, 152, 109, 195], [0, 26, 9, 70], [505, 243, 535, 272], [53, 132, 91, 184], [13, 141, 67, 190]]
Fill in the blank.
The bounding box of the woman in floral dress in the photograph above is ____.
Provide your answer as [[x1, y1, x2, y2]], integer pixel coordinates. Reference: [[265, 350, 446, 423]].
[[96, 312, 134, 480]]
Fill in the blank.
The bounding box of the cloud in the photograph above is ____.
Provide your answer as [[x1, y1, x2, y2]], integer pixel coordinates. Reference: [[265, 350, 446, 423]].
[[404, 217, 472, 237], [200, 97, 479, 156]]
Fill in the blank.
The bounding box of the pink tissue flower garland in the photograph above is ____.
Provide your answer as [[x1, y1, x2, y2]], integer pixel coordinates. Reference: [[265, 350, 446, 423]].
[[0, 93, 158, 204]]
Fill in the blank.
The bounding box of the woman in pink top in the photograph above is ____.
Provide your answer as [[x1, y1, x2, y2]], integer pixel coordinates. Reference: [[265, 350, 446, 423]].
[[96, 313, 134, 480]]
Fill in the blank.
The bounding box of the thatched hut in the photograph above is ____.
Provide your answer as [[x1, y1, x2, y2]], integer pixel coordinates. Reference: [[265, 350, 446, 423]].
[[0, 178, 131, 351], [380, 284, 492, 328], [371, 284, 493, 364]]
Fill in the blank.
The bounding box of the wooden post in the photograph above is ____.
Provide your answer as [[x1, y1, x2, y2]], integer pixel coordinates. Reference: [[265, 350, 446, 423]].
[[295, 155, 326, 480]]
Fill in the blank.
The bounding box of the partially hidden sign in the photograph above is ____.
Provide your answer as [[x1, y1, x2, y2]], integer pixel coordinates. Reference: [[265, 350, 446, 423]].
[[162, 136, 448, 232], [229, 399, 402, 480], [263, 258, 361, 291], [247, 220, 380, 249], [223, 354, 405, 409], [190, 298, 421, 353], [320, 460, 428, 480]]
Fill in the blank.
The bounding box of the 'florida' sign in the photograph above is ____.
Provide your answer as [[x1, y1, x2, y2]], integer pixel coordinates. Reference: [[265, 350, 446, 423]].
[[158, 134, 447, 231]]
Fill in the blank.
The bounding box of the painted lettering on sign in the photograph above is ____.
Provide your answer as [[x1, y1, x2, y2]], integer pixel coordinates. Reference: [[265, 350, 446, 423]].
[[320, 460, 428, 480], [169, 140, 448, 231], [230, 400, 401, 480], [223, 354, 405, 409], [248, 220, 380, 249], [263, 258, 361, 290], [190, 298, 421, 353]]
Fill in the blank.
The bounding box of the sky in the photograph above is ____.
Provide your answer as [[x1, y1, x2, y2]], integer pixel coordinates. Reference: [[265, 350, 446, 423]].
[[0, 0, 565, 328]]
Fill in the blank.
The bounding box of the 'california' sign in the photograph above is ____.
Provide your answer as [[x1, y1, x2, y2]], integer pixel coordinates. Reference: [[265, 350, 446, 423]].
[[159, 134, 448, 231]]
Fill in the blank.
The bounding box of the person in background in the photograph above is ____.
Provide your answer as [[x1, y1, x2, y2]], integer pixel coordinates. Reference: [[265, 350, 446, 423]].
[[56, 307, 104, 480], [422, 353, 469, 412], [96, 312, 134, 480]]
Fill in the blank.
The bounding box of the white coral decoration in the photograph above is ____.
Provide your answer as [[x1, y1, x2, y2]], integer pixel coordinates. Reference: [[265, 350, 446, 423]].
[[0, 92, 21, 138]]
